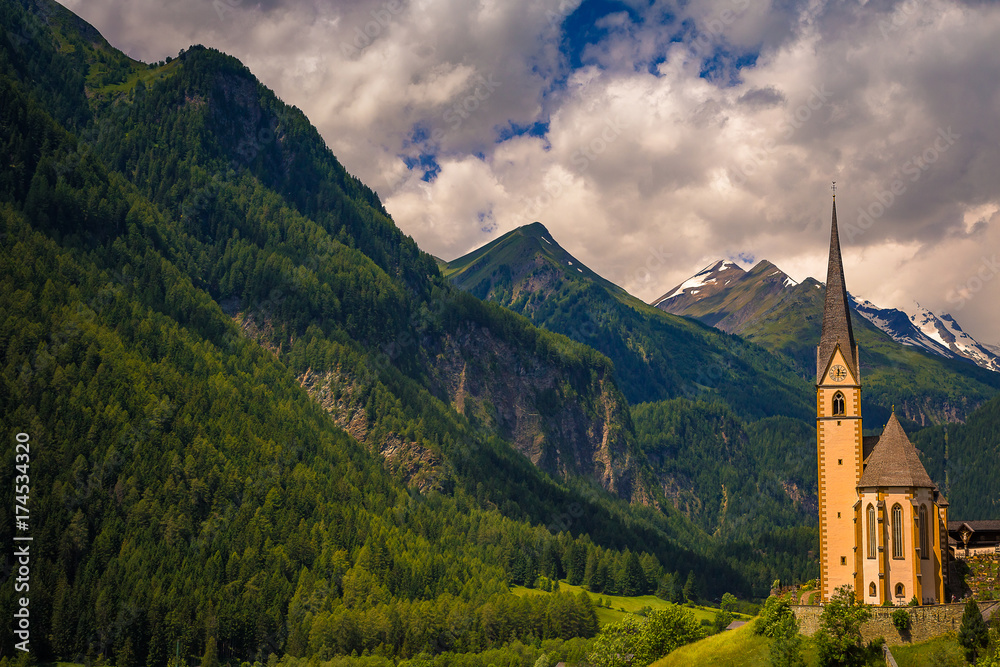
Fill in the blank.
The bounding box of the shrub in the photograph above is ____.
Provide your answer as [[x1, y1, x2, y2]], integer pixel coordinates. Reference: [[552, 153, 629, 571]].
[[814, 586, 879, 667], [770, 613, 805, 667], [756, 594, 793, 638], [891, 609, 910, 632], [587, 604, 705, 667]]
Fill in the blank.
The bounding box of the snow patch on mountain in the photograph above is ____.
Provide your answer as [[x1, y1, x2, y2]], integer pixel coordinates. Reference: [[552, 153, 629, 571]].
[[654, 261, 726, 305], [849, 296, 999, 372], [910, 304, 1000, 372], [850, 297, 955, 358]]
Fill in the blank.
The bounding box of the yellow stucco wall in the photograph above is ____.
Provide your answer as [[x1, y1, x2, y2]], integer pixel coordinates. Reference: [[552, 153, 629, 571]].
[[816, 346, 863, 602]]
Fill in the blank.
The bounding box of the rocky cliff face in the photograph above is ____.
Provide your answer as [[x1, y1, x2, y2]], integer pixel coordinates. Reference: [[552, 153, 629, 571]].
[[421, 321, 650, 504], [234, 309, 651, 504]]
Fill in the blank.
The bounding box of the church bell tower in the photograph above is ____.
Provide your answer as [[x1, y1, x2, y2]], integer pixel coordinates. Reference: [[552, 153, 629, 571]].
[[816, 186, 864, 602]]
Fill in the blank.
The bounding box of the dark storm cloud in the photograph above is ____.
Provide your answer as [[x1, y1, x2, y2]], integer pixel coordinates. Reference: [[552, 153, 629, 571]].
[[737, 86, 785, 108]]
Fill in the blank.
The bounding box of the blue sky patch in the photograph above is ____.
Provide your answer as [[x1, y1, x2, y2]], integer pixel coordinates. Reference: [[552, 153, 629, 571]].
[[495, 120, 550, 143], [560, 0, 643, 69]]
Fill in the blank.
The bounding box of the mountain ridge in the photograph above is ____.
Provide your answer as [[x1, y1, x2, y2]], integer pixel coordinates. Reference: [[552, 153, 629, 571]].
[[656, 257, 999, 376], [444, 224, 815, 422], [0, 4, 766, 664]]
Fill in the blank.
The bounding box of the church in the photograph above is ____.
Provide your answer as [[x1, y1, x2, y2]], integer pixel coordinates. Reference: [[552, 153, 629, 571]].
[[815, 190, 949, 606]]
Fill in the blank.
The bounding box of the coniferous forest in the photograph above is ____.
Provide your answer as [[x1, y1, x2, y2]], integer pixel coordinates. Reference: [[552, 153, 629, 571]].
[[0, 0, 997, 666]]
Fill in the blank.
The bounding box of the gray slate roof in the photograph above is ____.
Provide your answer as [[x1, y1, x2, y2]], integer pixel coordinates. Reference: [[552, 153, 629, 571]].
[[857, 412, 936, 489], [948, 520, 1000, 532], [818, 199, 859, 383]]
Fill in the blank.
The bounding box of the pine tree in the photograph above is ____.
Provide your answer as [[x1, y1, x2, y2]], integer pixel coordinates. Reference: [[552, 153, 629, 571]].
[[656, 573, 675, 601], [958, 599, 989, 664], [682, 571, 697, 603], [200, 636, 220, 667], [620, 552, 646, 597]]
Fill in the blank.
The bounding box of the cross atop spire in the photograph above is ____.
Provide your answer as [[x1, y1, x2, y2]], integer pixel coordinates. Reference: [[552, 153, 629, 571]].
[[817, 194, 858, 383], [831, 181, 837, 198]]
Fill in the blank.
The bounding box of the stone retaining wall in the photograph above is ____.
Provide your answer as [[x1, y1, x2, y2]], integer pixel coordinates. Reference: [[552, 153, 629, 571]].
[[792, 600, 999, 646]]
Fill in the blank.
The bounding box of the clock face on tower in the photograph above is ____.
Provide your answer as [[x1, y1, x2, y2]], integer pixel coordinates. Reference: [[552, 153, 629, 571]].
[[829, 365, 848, 382]]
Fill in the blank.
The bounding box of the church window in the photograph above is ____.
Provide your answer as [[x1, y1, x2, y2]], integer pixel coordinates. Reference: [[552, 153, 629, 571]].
[[869, 582, 876, 597], [892, 504, 904, 559], [895, 583, 905, 599], [832, 391, 846, 416], [867, 504, 876, 559], [840, 556, 846, 565], [919, 505, 929, 559]]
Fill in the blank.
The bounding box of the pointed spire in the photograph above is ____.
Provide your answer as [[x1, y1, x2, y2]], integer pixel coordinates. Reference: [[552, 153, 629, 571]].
[[818, 192, 858, 382]]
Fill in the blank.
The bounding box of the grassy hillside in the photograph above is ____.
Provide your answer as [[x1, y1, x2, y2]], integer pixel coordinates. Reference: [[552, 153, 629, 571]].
[[650, 621, 771, 667], [510, 582, 749, 627], [651, 623, 964, 667]]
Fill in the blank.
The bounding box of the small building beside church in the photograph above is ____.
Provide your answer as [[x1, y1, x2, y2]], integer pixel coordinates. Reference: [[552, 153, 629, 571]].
[[949, 520, 1000, 557], [814, 192, 948, 605]]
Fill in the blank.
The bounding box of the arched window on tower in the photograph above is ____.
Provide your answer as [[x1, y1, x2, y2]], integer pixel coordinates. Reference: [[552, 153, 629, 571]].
[[832, 391, 846, 416], [869, 582, 877, 597], [895, 583, 905, 599], [919, 505, 929, 559], [892, 504, 904, 559], [867, 504, 877, 559]]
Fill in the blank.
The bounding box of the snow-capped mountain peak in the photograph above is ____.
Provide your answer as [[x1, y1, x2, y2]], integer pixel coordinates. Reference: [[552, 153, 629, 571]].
[[651, 259, 746, 307], [909, 303, 1000, 372], [849, 297, 999, 372], [849, 296, 956, 358]]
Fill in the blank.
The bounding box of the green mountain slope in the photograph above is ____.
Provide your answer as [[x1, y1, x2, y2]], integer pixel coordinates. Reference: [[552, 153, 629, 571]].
[[912, 393, 1000, 519], [0, 1, 794, 663], [443, 223, 821, 578], [655, 259, 1000, 428], [631, 399, 819, 585], [443, 223, 813, 423], [739, 278, 999, 428]]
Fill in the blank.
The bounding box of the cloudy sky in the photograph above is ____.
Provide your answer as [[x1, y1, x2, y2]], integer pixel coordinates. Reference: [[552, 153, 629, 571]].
[[62, 0, 1000, 344]]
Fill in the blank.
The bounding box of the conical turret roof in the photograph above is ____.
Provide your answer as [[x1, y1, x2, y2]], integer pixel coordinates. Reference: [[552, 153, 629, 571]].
[[857, 411, 937, 489]]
